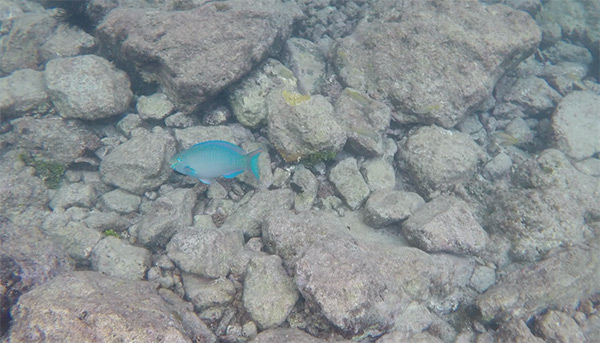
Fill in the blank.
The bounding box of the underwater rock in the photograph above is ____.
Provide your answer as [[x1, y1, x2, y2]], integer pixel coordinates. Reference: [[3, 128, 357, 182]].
[[334, 0, 541, 128], [267, 93, 346, 163], [0, 69, 50, 121], [49, 182, 96, 211], [402, 196, 488, 256], [129, 187, 195, 248], [364, 190, 424, 228], [328, 157, 370, 210], [222, 189, 294, 237], [242, 255, 298, 329], [97, 0, 301, 112], [167, 227, 243, 279], [45, 55, 132, 120], [91, 236, 151, 281], [476, 239, 600, 325], [552, 91, 600, 161], [263, 210, 474, 335], [100, 128, 176, 195], [0, 218, 73, 336], [8, 271, 193, 342], [9, 116, 100, 165], [399, 125, 486, 198]]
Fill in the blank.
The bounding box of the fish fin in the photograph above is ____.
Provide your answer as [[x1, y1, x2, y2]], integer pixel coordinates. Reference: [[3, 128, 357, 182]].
[[198, 178, 212, 184], [223, 170, 244, 179], [246, 149, 263, 180], [184, 166, 196, 176]]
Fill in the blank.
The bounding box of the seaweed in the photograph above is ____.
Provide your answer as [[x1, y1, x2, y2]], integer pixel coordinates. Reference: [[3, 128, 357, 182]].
[[19, 153, 66, 189]]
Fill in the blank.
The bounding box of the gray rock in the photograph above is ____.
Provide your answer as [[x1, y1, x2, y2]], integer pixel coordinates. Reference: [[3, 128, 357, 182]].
[[229, 59, 298, 129], [469, 265, 496, 293], [267, 93, 346, 163], [157, 288, 218, 343], [263, 210, 474, 334], [9, 116, 101, 164], [167, 227, 244, 278], [100, 188, 141, 214], [222, 189, 294, 237], [38, 22, 95, 61], [243, 255, 298, 329], [8, 271, 193, 342], [115, 113, 143, 136], [165, 111, 196, 128], [182, 274, 236, 310], [543, 41, 593, 66], [543, 61, 589, 96], [538, 0, 600, 50], [493, 149, 600, 261], [136, 93, 174, 120], [97, 1, 301, 112], [0, 0, 45, 20], [552, 91, 600, 160], [0, 217, 74, 331], [100, 128, 176, 194], [291, 166, 318, 211], [0, 11, 58, 75], [364, 190, 424, 227], [403, 196, 488, 255], [360, 157, 396, 192], [129, 188, 195, 247], [0, 151, 49, 219], [83, 211, 129, 233], [534, 310, 585, 343], [399, 125, 485, 198], [91, 236, 151, 280], [483, 152, 513, 180], [333, 88, 392, 157], [49, 182, 96, 210], [44, 55, 132, 120], [476, 240, 600, 324], [334, 1, 540, 128], [495, 76, 562, 116], [328, 157, 370, 210], [0, 69, 50, 120], [492, 319, 546, 343], [42, 212, 102, 264], [281, 38, 327, 95]]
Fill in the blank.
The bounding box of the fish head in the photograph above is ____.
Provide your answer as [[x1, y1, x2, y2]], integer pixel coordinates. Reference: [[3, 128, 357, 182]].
[[169, 154, 188, 174]]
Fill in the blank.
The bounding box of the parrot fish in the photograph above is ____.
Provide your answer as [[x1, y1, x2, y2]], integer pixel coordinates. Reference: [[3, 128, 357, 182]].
[[169, 140, 263, 184]]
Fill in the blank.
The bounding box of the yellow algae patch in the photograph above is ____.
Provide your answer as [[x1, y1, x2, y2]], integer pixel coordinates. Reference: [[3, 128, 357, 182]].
[[282, 90, 311, 106]]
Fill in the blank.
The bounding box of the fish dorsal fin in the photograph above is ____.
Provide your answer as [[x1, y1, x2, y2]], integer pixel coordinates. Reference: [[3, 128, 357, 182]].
[[191, 140, 246, 155]]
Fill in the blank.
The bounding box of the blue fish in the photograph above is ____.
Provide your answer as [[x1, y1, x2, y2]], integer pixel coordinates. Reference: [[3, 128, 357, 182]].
[[169, 140, 263, 184]]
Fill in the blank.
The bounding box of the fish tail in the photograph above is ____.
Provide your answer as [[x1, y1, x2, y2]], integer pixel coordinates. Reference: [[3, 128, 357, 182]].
[[246, 149, 263, 180]]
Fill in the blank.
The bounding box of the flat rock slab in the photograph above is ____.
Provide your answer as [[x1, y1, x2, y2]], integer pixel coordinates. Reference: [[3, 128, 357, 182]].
[[476, 240, 600, 324], [402, 196, 488, 255], [334, 0, 541, 127], [8, 271, 192, 342], [97, 0, 301, 111]]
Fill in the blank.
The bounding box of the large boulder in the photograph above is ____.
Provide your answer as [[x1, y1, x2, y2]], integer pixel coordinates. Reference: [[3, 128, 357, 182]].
[[8, 272, 197, 342], [97, 0, 301, 111], [334, 0, 541, 127], [44, 55, 132, 120]]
